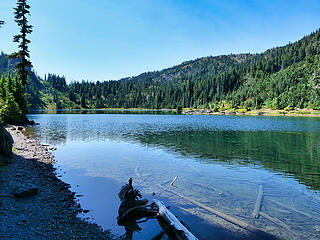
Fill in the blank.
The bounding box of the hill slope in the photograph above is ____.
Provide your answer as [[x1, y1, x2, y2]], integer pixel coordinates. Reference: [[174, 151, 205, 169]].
[[1, 29, 320, 110]]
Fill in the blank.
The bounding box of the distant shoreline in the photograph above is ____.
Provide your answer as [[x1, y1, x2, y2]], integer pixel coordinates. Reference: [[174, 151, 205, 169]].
[[182, 108, 320, 117], [30, 108, 320, 117]]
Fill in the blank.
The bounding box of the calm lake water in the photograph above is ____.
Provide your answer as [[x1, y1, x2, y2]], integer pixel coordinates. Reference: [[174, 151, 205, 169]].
[[27, 111, 320, 240]]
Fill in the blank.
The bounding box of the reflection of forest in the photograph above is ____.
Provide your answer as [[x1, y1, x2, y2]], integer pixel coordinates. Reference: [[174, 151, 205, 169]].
[[31, 109, 174, 115], [135, 130, 320, 191], [29, 116, 320, 192]]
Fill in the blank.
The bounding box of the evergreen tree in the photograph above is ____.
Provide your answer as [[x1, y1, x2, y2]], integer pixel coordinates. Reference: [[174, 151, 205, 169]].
[[9, 0, 33, 86], [0, 74, 23, 124]]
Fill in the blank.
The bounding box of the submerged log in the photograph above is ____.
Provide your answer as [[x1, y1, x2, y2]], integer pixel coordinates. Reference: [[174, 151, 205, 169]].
[[269, 199, 320, 221], [154, 182, 277, 240], [155, 182, 250, 229], [251, 185, 263, 218], [260, 212, 297, 236], [170, 176, 178, 186], [153, 199, 198, 240]]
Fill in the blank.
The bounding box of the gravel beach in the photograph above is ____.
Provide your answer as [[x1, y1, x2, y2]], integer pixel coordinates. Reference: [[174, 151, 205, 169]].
[[0, 126, 116, 240]]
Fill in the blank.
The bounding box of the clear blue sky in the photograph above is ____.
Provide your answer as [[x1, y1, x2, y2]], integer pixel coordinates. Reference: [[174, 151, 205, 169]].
[[0, 0, 320, 82]]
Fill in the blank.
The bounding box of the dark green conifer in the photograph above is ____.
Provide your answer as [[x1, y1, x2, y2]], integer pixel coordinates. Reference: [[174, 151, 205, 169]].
[[10, 0, 33, 86]]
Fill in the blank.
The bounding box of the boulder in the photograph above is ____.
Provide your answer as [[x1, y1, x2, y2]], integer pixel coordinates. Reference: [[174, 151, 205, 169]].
[[13, 186, 39, 198], [0, 124, 13, 164]]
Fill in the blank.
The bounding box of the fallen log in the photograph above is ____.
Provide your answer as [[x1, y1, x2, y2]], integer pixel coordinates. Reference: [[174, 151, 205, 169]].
[[153, 199, 198, 240], [170, 176, 178, 186], [156, 182, 250, 229], [117, 178, 150, 224], [117, 204, 158, 224], [251, 185, 263, 218], [155, 182, 275, 240], [118, 178, 198, 239]]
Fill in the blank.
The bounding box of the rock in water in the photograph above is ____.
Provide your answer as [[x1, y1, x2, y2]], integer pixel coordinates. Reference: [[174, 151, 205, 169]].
[[0, 124, 13, 164], [13, 187, 39, 199]]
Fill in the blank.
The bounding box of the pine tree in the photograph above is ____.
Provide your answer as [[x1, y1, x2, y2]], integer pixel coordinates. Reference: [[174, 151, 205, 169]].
[[10, 0, 33, 86], [0, 74, 23, 124]]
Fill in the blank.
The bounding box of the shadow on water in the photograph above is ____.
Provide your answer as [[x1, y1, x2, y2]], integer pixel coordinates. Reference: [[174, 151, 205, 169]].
[[31, 109, 176, 115]]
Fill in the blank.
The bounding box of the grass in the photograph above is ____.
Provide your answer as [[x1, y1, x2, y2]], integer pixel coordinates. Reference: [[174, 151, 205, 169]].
[[236, 108, 248, 113], [278, 111, 287, 115]]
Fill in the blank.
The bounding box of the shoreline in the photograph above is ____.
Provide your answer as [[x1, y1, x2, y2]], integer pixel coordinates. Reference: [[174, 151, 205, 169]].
[[0, 126, 115, 239], [182, 108, 320, 117], [29, 107, 320, 117]]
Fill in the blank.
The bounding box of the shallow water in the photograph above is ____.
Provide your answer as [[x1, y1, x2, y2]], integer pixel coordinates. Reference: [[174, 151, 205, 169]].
[[27, 111, 320, 239]]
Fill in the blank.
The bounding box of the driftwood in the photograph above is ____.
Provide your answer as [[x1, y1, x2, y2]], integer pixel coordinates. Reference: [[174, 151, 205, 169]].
[[117, 178, 198, 240], [134, 164, 142, 178], [118, 204, 158, 224], [251, 185, 263, 218], [170, 176, 178, 186], [153, 199, 198, 240], [117, 178, 152, 224], [155, 182, 276, 240], [156, 182, 251, 229]]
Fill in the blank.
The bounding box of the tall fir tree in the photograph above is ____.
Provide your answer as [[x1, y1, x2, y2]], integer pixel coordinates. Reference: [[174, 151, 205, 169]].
[[10, 0, 33, 86], [9, 0, 33, 117]]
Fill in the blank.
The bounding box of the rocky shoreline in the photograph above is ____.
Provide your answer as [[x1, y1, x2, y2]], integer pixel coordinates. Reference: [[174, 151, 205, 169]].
[[183, 108, 320, 117], [0, 126, 116, 239]]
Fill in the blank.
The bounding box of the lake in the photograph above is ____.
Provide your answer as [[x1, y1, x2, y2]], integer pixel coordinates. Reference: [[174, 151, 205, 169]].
[[27, 111, 320, 240]]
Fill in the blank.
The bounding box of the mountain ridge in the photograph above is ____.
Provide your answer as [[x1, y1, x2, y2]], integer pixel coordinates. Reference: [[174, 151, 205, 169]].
[[0, 28, 319, 110]]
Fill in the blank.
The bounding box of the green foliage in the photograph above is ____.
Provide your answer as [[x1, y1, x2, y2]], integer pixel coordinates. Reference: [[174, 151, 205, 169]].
[[51, 29, 319, 111], [9, 0, 33, 86], [1, 28, 320, 112], [0, 74, 26, 124]]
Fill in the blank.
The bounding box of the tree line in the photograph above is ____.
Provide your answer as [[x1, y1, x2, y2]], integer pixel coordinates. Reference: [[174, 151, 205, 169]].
[[1, 2, 320, 113], [43, 29, 320, 111]]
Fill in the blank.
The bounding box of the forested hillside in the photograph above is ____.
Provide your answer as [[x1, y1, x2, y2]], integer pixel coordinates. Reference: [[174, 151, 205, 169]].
[[0, 52, 45, 110], [1, 29, 320, 111]]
